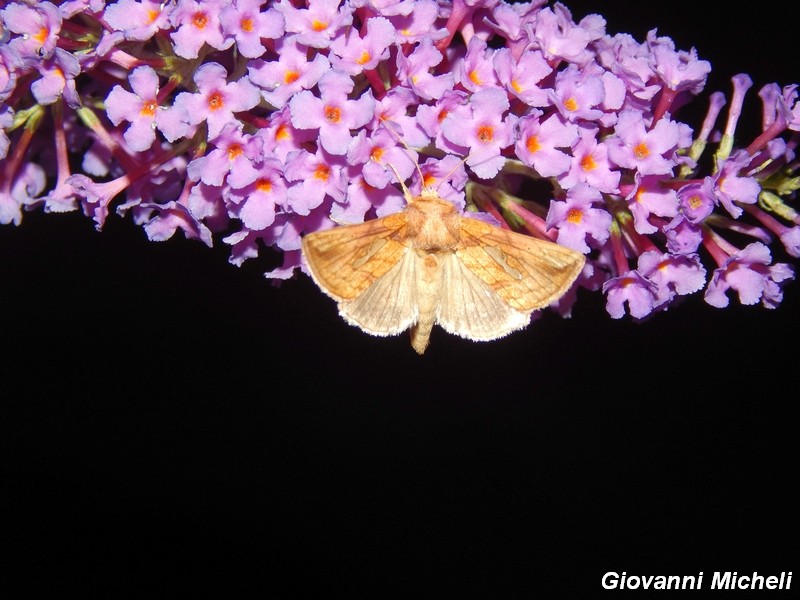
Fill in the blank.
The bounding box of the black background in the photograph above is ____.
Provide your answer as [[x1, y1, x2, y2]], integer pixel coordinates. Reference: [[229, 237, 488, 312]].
[[1, 1, 797, 596]]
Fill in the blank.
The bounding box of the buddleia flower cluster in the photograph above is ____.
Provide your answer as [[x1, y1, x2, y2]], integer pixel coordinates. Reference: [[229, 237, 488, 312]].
[[2, 0, 799, 320]]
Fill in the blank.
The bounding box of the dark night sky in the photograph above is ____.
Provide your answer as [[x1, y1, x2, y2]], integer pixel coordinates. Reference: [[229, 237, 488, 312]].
[[1, 2, 797, 596]]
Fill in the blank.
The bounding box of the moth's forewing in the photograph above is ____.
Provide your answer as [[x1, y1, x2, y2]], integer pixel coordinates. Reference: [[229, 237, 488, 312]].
[[456, 217, 585, 312], [338, 251, 419, 336], [301, 212, 409, 301], [437, 253, 531, 341]]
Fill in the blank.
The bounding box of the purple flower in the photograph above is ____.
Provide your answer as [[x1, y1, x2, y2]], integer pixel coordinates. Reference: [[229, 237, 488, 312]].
[[104, 0, 172, 41], [329, 16, 395, 75], [105, 66, 175, 152], [31, 48, 81, 108], [141, 200, 214, 247], [515, 112, 578, 178], [603, 270, 659, 319], [346, 127, 416, 190], [219, 0, 284, 59], [607, 110, 685, 176], [705, 242, 794, 309], [546, 183, 612, 253], [637, 250, 706, 307], [169, 0, 230, 59], [559, 126, 621, 193], [1, 1, 62, 60], [276, 0, 353, 49], [0, 107, 13, 160], [289, 69, 374, 155], [649, 32, 711, 94], [528, 4, 600, 65], [440, 87, 517, 179], [676, 178, 716, 223], [284, 148, 346, 215], [625, 174, 679, 235], [713, 150, 761, 218], [228, 157, 288, 230], [186, 123, 262, 188], [493, 48, 551, 107], [550, 64, 606, 124], [395, 38, 454, 102], [385, 0, 445, 44], [248, 38, 331, 109], [172, 62, 260, 140], [455, 36, 499, 92]]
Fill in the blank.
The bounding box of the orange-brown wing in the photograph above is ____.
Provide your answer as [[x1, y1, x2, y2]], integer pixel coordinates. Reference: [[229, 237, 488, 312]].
[[456, 217, 585, 312], [301, 212, 410, 301]]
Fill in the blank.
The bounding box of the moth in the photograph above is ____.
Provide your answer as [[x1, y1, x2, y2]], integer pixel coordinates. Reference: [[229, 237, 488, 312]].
[[301, 173, 585, 355]]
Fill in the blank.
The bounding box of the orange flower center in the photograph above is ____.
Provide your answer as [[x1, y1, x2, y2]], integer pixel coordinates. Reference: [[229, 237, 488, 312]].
[[633, 142, 650, 160], [357, 51, 371, 65], [370, 147, 385, 162], [284, 70, 300, 85], [207, 91, 224, 111], [314, 165, 331, 181], [476, 125, 494, 144], [256, 178, 272, 192], [324, 105, 341, 124], [227, 143, 243, 160], [564, 97, 578, 112], [240, 17, 254, 32], [580, 154, 596, 171], [468, 70, 482, 86], [526, 135, 541, 154], [688, 194, 703, 210], [140, 100, 157, 117], [311, 19, 328, 32], [193, 12, 208, 29], [566, 208, 583, 224], [33, 26, 49, 44], [275, 124, 290, 141]]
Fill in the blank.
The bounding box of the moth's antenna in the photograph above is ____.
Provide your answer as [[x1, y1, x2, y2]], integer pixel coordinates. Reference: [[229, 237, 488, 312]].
[[378, 116, 425, 191], [386, 161, 414, 205]]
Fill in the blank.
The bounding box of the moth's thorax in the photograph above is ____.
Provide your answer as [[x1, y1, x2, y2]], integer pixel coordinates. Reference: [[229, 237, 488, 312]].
[[404, 189, 461, 251]]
